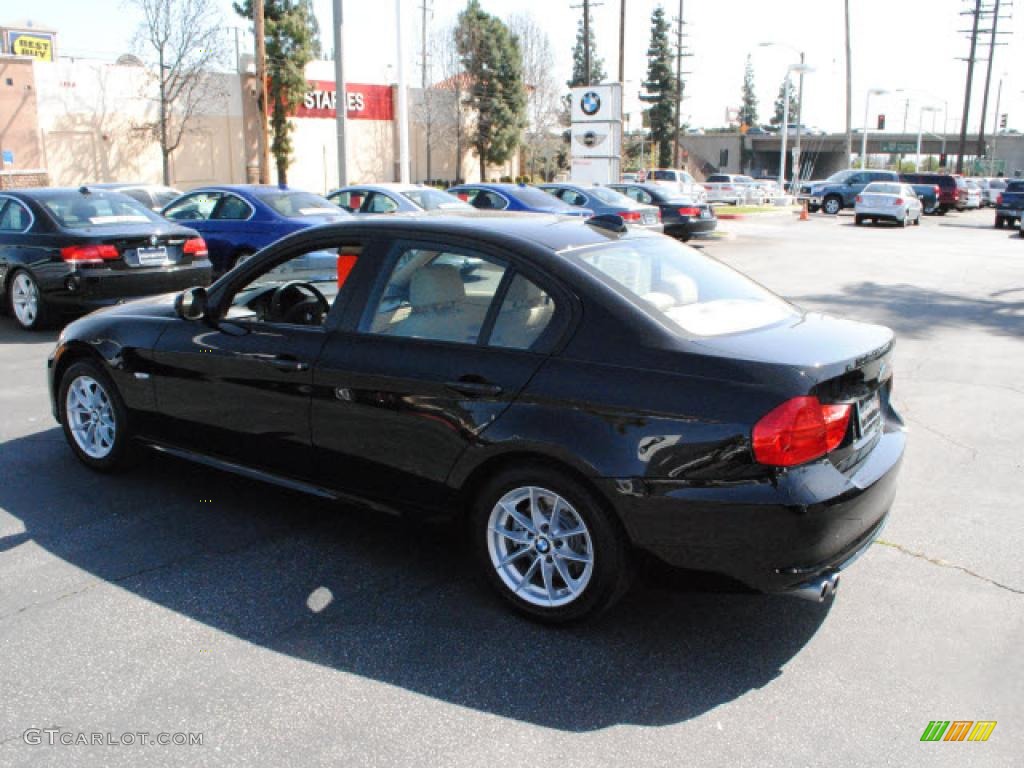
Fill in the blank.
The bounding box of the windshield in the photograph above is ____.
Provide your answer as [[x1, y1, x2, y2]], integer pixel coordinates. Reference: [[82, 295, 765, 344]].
[[401, 188, 473, 210], [567, 238, 796, 337], [511, 186, 577, 209], [989, 180, 1006, 189], [649, 170, 677, 181], [254, 190, 340, 218], [864, 183, 901, 194], [40, 191, 160, 229]]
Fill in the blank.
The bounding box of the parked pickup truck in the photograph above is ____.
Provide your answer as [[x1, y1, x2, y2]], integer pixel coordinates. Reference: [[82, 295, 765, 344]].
[[703, 174, 768, 205], [906, 183, 941, 215], [798, 169, 899, 214], [994, 179, 1024, 230]]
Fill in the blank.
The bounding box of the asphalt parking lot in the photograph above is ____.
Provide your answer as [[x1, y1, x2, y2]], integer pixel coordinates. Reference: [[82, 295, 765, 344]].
[[1, 207, 1021, 767]]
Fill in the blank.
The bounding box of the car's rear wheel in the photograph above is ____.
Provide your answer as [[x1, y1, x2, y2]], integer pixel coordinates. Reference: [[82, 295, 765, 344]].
[[472, 466, 631, 623], [807, 204, 820, 214], [854, 215, 864, 226], [7, 270, 50, 331], [899, 212, 908, 228], [822, 196, 842, 215], [995, 216, 1005, 228], [58, 361, 132, 472]]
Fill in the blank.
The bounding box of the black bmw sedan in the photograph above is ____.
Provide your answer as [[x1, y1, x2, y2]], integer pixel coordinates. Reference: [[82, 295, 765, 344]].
[[0, 187, 211, 330], [47, 212, 904, 622], [609, 181, 717, 242]]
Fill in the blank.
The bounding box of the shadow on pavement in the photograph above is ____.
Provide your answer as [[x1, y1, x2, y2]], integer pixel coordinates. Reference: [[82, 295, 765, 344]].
[[792, 281, 1024, 339], [0, 428, 829, 731], [0, 318, 60, 345]]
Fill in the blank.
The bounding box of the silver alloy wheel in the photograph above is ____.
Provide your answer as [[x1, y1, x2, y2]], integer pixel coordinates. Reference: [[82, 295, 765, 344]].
[[823, 197, 841, 215], [65, 375, 117, 459], [487, 485, 594, 608], [11, 272, 39, 328]]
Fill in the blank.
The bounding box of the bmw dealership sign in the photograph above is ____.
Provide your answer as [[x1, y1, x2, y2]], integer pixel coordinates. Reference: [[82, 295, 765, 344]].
[[570, 84, 621, 123], [569, 84, 622, 184]]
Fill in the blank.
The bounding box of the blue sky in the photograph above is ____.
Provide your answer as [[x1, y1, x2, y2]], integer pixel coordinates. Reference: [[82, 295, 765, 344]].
[[24, 0, 1024, 135]]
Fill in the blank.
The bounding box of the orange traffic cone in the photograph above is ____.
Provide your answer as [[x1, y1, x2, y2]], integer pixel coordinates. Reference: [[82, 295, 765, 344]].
[[799, 200, 809, 221]]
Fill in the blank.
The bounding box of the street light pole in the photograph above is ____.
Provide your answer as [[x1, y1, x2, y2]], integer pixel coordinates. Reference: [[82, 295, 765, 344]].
[[759, 43, 810, 187], [332, 0, 348, 188], [779, 73, 791, 190], [916, 105, 938, 171]]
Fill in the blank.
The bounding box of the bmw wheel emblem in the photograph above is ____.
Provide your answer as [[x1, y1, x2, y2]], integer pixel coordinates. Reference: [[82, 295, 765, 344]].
[[581, 91, 601, 116]]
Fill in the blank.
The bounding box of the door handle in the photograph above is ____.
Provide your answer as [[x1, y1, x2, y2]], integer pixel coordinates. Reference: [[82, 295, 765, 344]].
[[445, 379, 503, 398], [268, 356, 310, 373]]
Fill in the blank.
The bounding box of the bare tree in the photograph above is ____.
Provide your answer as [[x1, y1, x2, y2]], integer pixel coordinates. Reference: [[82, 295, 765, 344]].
[[431, 24, 466, 183], [508, 12, 561, 180], [130, 0, 227, 184]]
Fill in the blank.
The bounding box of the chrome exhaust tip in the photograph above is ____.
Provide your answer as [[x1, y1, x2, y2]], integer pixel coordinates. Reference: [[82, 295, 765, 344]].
[[789, 572, 838, 603]]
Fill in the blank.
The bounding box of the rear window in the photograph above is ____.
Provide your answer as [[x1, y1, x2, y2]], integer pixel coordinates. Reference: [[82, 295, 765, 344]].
[[649, 170, 677, 181], [1005, 180, 1024, 192], [864, 183, 901, 194], [39, 192, 158, 229], [988, 179, 1006, 189], [511, 186, 576, 209], [706, 175, 730, 182], [567, 237, 795, 337], [400, 188, 472, 211], [254, 190, 339, 218]]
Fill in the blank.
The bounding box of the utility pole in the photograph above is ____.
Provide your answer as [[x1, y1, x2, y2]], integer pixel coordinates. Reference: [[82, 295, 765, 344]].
[[976, 0, 1009, 160], [672, 0, 684, 168], [420, 0, 432, 181], [844, 0, 852, 162], [618, 0, 626, 85], [332, 0, 348, 188], [989, 75, 1003, 175], [956, 0, 982, 174], [396, 0, 410, 183], [793, 51, 805, 184], [583, 0, 591, 85], [254, 0, 270, 184]]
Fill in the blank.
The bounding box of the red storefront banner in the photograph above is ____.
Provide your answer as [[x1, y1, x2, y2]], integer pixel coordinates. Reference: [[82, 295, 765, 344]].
[[295, 81, 394, 121]]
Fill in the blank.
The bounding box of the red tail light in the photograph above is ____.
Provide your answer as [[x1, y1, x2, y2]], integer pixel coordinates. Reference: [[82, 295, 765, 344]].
[[183, 237, 208, 258], [678, 206, 701, 216], [893, 198, 904, 206], [752, 396, 852, 467], [855, 195, 862, 203], [656, 209, 662, 222], [620, 210, 642, 222], [933, 185, 940, 195], [61, 244, 119, 263], [997, 193, 1004, 205]]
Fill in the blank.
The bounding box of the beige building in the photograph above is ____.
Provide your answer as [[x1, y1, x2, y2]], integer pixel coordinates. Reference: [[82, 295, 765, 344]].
[[1, 40, 517, 193]]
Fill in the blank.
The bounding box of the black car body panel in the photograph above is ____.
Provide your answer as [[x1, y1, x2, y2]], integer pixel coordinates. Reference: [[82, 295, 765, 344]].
[[608, 183, 717, 240], [48, 213, 904, 595]]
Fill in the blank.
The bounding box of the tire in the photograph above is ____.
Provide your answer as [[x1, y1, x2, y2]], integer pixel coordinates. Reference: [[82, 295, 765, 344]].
[[6, 270, 51, 331], [899, 212, 908, 228], [471, 465, 632, 624], [822, 196, 842, 215], [914, 212, 921, 226], [807, 204, 821, 214], [995, 217, 1004, 229], [854, 215, 864, 226], [58, 360, 133, 472]]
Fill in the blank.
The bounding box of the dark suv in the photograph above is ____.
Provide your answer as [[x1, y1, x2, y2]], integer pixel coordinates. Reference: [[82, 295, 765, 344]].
[[994, 179, 1024, 230], [899, 173, 964, 213], [799, 170, 899, 214]]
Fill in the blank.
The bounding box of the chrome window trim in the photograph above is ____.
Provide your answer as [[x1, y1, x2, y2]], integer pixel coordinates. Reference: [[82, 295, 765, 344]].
[[0, 194, 35, 234]]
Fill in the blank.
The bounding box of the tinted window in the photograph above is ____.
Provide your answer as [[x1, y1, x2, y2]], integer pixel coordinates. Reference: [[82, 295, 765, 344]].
[[706, 175, 730, 182], [469, 191, 509, 211], [164, 192, 222, 221], [362, 246, 507, 344], [511, 186, 575, 209], [41, 192, 157, 229], [212, 194, 253, 220], [0, 199, 31, 232], [490, 274, 555, 350], [560, 189, 589, 207], [988, 179, 1006, 190], [650, 170, 677, 181], [825, 170, 855, 183], [568, 237, 795, 337], [254, 190, 336, 218], [1006, 181, 1024, 192], [365, 192, 400, 213], [329, 190, 366, 212]]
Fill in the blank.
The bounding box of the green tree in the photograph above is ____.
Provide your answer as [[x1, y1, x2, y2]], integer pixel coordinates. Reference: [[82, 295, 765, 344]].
[[456, 0, 526, 181], [770, 79, 799, 127], [234, 0, 320, 184], [639, 6, 677, 168], [738, 54, 758, 128], [567, 16, 606, 88]]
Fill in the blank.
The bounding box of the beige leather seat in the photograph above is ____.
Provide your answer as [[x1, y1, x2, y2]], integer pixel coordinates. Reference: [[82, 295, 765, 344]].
[[388, 264, 480, 343], [491, 276, 553, 349]]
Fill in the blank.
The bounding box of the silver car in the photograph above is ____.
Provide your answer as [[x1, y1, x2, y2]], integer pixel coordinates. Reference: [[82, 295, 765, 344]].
[[327, 183, 472, 214], [854, 182, 923, 227]]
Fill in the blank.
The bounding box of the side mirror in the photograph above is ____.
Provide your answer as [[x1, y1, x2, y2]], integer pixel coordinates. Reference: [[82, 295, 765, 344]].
[[174, 286, 208, 321]]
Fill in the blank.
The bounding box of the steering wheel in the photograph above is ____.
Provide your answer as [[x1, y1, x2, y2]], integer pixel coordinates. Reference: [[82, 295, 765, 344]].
[[269, 281, 329, 325]]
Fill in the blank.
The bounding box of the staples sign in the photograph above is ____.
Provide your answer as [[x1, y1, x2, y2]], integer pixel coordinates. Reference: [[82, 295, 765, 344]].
[[295, 81, 394, 121]]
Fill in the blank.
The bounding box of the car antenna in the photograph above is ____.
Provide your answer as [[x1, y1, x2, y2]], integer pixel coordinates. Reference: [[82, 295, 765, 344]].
[[79, 185, 91, 195]]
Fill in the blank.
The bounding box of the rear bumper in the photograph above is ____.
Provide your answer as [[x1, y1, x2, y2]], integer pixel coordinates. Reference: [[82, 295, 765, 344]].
[[665, 218, 717, 239], [599, 423, 906, 593], [855, 205, 908, 221], [39, 261, 212, 310]]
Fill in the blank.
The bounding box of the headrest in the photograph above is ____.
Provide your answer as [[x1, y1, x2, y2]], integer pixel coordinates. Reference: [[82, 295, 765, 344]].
[[72, 202, 97, 222], [410, 264, 464, 309], [504, 277, 544, 308]]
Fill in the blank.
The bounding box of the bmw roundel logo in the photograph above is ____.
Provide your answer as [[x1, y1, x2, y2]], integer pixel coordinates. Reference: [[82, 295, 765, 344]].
[[581, 91, 601, 116]]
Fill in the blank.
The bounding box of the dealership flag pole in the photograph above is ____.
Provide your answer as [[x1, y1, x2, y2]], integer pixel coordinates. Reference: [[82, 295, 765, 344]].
[[396, 0, 411, 183], [333, 0, 348, 188]]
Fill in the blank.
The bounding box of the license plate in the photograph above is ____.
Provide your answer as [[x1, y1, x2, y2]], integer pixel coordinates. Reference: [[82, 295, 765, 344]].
[[700, 209, 713, 219], [857, 392, 882, 439], [137, 246, 168, 266], [642, 212, 656, 224]]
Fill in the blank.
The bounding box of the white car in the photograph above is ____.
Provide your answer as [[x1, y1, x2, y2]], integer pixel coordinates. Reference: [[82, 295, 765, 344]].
[[963, 180, 983, 209], [854, 182, 923, 227], [644, 168, 707, 201]]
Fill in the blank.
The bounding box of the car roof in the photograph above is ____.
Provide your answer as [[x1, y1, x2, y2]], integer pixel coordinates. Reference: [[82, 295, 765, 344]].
[[331, 183, 426, 194]]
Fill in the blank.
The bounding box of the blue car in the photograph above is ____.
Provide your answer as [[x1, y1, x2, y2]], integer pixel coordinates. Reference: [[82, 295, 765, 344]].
[[162, 185, 349, 274], [447, 183, 593, 217]]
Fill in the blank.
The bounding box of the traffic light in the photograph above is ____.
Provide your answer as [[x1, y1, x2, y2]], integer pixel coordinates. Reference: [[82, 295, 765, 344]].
[[999, 113, 1008, 130], [939, 153, 948, 168], [877, 114, 886, 130]]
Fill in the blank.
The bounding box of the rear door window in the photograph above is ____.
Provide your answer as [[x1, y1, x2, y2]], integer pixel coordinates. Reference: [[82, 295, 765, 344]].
[[0, 199, 32, 232], [212, 194, 254, 221], [164, 192, 223, 221]]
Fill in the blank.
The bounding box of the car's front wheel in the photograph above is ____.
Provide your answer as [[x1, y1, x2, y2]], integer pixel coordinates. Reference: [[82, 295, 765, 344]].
[[472, 466, 631, 623], [822, 196, 842, 215], [58, 361, 132, 472]]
